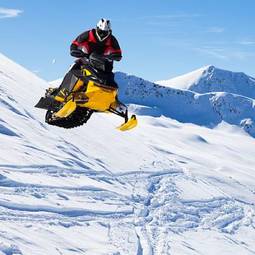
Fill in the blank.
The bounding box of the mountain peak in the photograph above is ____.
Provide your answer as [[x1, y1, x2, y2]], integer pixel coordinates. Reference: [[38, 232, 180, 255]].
[[157, 65, 255, 99], [203, 64, 216, 73], [156, 65, 216, 90]]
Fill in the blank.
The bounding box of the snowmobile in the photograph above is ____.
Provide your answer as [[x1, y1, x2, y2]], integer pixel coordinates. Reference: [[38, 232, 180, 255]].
[[35, 54, 137, 131]]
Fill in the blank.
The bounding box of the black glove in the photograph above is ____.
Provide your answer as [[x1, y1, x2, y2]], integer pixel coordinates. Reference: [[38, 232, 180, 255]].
[[105, 53, 122, 61], [79, 56, 90, 65], [89, 52, 110, 71], [70, 49, 87, 58]]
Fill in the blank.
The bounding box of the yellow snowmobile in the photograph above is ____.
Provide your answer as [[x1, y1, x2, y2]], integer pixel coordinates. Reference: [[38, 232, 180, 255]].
[[35, 56, 137, 131]]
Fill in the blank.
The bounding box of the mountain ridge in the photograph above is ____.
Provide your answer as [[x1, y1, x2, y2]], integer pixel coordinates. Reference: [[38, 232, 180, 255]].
[[156, 65, 255, 99], [115, 71, 255, 137]]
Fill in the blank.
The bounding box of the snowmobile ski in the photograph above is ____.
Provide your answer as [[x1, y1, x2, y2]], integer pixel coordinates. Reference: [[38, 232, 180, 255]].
[[117, 115, 138, 131]]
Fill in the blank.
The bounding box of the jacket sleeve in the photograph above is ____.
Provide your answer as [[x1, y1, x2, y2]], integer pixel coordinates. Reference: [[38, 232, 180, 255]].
[[70, 31, 90, 57], [104, 35, 122, 61]]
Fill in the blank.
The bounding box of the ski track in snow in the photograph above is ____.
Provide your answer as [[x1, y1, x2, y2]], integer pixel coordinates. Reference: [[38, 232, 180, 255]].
[[130, 167, 255, 255], [0, 162, 254, 254]]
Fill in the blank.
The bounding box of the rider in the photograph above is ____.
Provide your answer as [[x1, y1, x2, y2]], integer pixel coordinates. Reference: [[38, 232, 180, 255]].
[[56, 18, 122, 100]]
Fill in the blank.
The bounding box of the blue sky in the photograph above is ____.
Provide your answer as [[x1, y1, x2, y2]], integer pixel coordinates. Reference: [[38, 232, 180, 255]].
[[0, 0, 255, 82]]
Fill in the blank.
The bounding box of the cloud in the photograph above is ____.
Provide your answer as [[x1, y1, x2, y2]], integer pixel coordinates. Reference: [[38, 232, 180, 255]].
[[194, 47, 228, 60], [230, 51, 255, 60], [135, 13, 203, 30], [113, 13, 202, 25], [194, 46, 255, 60], [139, 13, 202, 20], [207, 27, 225, 33], [239, 40, 255, 45], [0, 7, 23, 19]]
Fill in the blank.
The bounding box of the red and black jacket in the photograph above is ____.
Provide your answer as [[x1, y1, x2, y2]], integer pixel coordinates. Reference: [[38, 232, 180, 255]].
[[70, 29, 122, 62]]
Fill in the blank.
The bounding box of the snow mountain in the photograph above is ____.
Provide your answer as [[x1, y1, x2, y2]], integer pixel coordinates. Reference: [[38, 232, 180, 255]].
[[157, 65, 255, 99], [0, 53, 255, 255], [116, 70, 255, 137]]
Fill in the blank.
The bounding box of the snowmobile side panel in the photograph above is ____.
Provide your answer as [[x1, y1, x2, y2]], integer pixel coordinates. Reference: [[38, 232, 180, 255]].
[[73, 78, 85, 92], [79, 81, 117, 111]]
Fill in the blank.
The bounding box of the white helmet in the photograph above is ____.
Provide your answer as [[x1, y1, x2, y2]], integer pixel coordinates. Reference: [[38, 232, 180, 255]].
[[96, 18, 112, 41]]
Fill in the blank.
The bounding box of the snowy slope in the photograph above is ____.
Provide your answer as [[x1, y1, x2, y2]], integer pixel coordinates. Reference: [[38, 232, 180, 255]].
[[157, 65, 255, 99], [0, 53, 255, 255]]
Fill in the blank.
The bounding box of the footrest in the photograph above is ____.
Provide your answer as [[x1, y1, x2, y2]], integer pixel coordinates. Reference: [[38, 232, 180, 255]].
[[34, 97, 57, 110]]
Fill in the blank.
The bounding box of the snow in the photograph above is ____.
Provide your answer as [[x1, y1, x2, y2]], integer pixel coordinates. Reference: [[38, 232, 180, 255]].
[[0, 52, 255, 254]]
